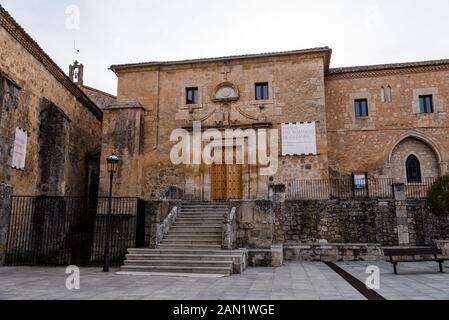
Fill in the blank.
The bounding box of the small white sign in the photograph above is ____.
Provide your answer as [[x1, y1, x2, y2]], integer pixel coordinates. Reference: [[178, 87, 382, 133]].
[[11, 127, 27, 170], [281, 122, 317, 156], [354, 173, 367, 189]]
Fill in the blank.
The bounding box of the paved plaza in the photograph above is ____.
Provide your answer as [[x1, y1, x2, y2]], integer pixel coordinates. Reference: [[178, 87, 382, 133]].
[[0, 261, 448, 300]]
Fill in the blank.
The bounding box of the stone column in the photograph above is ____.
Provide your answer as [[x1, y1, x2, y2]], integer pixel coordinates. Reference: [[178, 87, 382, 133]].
[[0, 183, 12, 265], [393, 183, 410, 246]]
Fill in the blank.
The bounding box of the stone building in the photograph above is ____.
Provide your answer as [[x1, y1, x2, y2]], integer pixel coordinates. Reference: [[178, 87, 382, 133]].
[[326, 61, 449, 182], [103, 49, 449, 201], [0, 6, 103, 197]]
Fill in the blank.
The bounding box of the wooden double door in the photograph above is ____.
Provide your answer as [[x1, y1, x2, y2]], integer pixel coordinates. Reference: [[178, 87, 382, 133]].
[[211, 163, 243, 201]]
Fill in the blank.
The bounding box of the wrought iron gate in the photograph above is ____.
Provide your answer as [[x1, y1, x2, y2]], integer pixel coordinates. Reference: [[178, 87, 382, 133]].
[[5, 196, 145, 267]]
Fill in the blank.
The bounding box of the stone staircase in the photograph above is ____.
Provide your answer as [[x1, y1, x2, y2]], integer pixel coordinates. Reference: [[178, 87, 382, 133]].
[[121, 202, 247, 276]]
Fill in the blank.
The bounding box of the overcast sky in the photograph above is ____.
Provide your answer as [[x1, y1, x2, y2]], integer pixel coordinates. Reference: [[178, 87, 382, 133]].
[[1, 0, 448, 95]]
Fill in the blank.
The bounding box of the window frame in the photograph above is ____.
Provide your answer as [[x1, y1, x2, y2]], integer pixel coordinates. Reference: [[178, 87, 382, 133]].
[[186, 87, 199, 105], [406, 154, 422, 184], [354, 99, 369, 117], [419, 95, 434, 114], [255, 82, 269, 101]]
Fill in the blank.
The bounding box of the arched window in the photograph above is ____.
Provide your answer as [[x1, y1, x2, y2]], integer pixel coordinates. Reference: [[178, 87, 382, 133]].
[[406, 154, 422, 183], [386, 86, 392, 102], [380, 87, 386, 103]]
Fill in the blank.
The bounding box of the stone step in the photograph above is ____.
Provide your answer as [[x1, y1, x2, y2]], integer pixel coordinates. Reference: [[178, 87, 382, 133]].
[[121, 265, 232, 275], [125, 254, 240, 262], [174, 224, 223, 229], [124, 259, 233, 268], [168, 231, 222, 236], [180, 212, 226, 216], [181, 202, 229, 208], [165, 233, 221, 238], [174, 220, 222, 225], [178, 215, 225, 219], [181, 209, 228, 212], [170, 227, 222, 232], [164, 235, 222, 241], [160, 240, 222, 246], [157, 244, 223, 250], [176, 218, 223, 222], [127, 248, 244, 256]]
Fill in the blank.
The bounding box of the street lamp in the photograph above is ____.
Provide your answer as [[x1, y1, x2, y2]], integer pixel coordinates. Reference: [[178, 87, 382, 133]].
[[103, 153, 119, 272]]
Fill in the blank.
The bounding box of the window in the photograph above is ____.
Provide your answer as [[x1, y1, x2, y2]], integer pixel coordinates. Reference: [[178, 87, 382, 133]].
[[255, 82, 269, 100], [186, 87, 199, 105], [2, 78, 20, 110], [386, 86, 392, 103], [354, 99, 369, 117], [419, 95, 433, 114], [406, 154, 422, 183], [380, 87, 386, 103]]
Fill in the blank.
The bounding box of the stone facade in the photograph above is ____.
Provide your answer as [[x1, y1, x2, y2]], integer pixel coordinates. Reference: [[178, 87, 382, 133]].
[[0, 6, 103, 196], [326, 65, 449, 180], [103, 47, 449, 201], [106, 48, 331, 199]]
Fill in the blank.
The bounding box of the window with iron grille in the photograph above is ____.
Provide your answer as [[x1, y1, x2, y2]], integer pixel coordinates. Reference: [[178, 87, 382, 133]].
[[419, 95, 433, 114], [255, 82, 269, 100], [354, 99, 369, 117]]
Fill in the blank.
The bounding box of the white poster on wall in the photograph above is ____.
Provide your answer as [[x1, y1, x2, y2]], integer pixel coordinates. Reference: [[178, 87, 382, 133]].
[[11, 127, 27, 170], [281, 122, 317, 156]]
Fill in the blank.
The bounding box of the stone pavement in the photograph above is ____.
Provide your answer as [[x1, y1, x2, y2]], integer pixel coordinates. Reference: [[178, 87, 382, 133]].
[[0, 261, 448, 300], [335, 261, 449, 300]]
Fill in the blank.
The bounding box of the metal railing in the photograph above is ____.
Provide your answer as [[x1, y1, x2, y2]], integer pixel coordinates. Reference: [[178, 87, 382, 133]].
[[405, 177, 438, 199], [5, 196, 145, 267], [286, 178, 394, 200]]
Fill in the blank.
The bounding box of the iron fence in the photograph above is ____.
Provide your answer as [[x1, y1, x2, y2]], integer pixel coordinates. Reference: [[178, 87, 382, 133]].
[[286, 177, 441, 200], [286, 178, 395, 200], [405, 177, 438, 199], [5, 196, 145, 267]]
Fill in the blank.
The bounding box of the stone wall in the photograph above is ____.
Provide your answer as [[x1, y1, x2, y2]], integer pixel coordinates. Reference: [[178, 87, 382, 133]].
[[274, 199, 448, 247], [0, 183, 12, 265], [235, 200, 275, 249], [406, 199, 449, 246], [275, 200, 398, 246], [0, 10, 102, 196]]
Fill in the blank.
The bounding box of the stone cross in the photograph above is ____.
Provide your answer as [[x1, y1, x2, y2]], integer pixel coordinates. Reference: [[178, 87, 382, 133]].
[[221, 68, 231, 81]]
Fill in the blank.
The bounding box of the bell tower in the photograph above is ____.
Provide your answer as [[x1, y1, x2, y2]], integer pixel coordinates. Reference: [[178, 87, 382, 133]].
[[69, 60, 84, 85]]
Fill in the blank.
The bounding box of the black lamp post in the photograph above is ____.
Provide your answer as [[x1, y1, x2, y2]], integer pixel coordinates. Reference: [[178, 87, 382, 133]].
[[103, 153, 119, 273]]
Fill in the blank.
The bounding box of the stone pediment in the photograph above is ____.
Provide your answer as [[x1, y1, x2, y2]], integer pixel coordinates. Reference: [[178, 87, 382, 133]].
[[213, 82, 239, 102]]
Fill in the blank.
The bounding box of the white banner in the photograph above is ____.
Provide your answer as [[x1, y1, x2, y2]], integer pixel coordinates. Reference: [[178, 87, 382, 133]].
[[281, 122, 317, 156], [11, 127, 27, 170]]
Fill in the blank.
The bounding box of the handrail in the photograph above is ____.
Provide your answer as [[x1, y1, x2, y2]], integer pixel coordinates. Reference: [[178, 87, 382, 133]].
[[222, 206, 237, 250], [156, 206, 178, 246]]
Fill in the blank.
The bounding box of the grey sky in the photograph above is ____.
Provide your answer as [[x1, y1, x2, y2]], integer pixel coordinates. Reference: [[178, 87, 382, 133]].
[[1, 0, 448, 95]]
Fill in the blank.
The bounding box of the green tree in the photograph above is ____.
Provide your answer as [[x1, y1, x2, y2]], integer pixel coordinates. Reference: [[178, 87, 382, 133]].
[[428, 175, 449, 217]]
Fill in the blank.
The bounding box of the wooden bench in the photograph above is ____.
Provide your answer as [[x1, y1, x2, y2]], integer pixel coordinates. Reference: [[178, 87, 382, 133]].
[[384, 248, 448, 275]]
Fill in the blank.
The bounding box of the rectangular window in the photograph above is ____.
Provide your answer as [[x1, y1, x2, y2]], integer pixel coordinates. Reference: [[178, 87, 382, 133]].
[[255, 82, 269, 100], [354, 99, 369, 117], [186, 87, 199, 105], [419, 95, 433, 114]]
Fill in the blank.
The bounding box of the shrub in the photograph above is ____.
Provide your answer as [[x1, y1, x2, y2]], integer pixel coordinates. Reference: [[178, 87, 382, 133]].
[[428, 175, 449, 217]]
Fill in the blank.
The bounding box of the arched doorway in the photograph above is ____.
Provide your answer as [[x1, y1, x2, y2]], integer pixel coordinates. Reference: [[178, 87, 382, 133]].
[[390, 137, 440, 183]]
